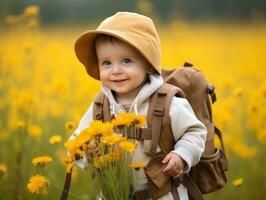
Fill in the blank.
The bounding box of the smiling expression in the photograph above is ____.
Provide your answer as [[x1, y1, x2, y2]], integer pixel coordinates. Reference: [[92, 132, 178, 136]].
[[95, 36, 151, 103]]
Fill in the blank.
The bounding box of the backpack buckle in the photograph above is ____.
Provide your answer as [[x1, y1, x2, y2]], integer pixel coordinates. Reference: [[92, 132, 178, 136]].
[[153, 105, 164, 116], [207, 84, 217, 104], [135, 128, 141, 140], [94, 101, 103, 106], [157, 91, 167, 96], [95, 112, 102, 120], [183, 61, 193, 67]]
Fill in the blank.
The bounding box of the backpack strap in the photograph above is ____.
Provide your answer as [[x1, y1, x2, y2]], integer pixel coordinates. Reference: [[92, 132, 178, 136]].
[[207, 84, 217, 104], [171, 183, 181, 200], [147, 83, 185, 156], [93, 92, 111, 122], [93, 92, 153, 140], [127, 127, 152, 140], [214, 126, 228, 171], [182, 174, 204, 200], [60, 168, 73, 200]]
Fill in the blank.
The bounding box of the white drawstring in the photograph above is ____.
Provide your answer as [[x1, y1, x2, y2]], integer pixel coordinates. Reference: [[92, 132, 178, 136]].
[[134, 103, 138, 115], [111, 104, 115, 115]]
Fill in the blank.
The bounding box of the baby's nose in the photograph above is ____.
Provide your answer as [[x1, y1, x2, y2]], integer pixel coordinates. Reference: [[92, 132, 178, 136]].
[[111, 64, 123, 74]]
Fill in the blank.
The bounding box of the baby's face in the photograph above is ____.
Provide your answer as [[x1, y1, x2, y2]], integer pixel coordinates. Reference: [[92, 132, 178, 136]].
[[95, 39, 150, 101]]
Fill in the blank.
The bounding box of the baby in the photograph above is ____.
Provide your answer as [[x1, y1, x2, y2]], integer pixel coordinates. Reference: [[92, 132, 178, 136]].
[[71, 12, 207, 200]]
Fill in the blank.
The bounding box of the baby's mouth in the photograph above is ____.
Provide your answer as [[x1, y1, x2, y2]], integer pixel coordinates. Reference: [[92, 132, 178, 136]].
[[111, 79, 128, 82]]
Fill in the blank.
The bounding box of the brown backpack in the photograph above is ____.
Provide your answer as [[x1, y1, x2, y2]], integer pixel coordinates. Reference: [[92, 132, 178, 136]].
[[161, 62, 228, 196], [60, 62, 228, 200]]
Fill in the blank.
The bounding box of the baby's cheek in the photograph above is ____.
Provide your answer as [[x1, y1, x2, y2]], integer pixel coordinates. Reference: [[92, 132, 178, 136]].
[[99, 72, 108, 82]]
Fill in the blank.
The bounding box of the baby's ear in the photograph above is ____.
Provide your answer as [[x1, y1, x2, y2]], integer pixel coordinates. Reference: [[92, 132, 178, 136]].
[[147, 65, 156, 74], [147, 67, 156, 74]]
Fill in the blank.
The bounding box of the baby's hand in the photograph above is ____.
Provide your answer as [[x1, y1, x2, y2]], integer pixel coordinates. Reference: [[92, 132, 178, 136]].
[[85, 140, 101, 162], [162, 152, 186, 179]]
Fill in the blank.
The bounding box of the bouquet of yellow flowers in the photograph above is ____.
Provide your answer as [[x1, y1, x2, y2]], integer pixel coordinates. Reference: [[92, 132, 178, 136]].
[[64, 113, 146, 200]]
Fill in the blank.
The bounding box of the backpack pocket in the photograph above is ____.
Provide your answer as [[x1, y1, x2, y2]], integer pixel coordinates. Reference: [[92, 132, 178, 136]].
[[189, 148, 227, 194], [144, 152, 171, 189]]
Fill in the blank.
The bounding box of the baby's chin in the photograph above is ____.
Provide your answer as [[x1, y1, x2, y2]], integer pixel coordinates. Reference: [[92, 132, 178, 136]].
[[112, 89, 131, 96], [112, 88, 138, 96]]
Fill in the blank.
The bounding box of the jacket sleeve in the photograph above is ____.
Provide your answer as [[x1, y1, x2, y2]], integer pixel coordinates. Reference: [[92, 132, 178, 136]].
[[169, 96, 207, 173], [68, 103, 94, 169]]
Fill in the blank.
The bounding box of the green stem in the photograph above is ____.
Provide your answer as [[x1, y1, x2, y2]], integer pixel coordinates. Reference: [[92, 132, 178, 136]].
[[12, 125, 27, 200], [49, 182, 84, 200]]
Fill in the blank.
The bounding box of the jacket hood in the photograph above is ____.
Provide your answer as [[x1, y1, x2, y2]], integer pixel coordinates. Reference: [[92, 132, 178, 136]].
[[101, 74, 164, 115]]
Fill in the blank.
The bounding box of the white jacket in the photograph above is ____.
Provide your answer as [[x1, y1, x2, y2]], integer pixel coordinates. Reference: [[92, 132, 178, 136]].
[[70, 74, 207, 200]]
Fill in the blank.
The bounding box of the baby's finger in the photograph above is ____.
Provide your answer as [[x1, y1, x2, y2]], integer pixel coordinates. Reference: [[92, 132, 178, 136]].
[[163, 162, 172, 172], [168, 169, 178, 176], [162, 154, 171, 164], [163, 160, 175, 172], [173, 169, 183, 179]]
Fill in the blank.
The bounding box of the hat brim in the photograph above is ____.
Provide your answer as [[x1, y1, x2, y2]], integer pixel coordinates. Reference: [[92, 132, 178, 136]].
[[74, 29, 158, 80]]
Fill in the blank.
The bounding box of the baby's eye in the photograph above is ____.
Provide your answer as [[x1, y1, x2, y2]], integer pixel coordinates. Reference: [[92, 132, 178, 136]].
[[102, 60, 112, 66], [123, 58, 132, 64]]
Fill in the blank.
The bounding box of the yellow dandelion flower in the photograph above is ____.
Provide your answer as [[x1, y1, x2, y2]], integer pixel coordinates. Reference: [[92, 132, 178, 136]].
[[129, 162, 145, 170], [117, 113, 135, 124], [111, 118, 131, 128], [90, 120, 103, 129], [28, 125, 42, 139], [62, 156, 74, 173], [24, 5, 40, 17], [232, 178, 244, 187], [65, 121, 76, 131], [76, 129, 92, 145], [27, 175, 48, 194], [64, 140, 76, 150], [102, 134, 123, 145], [64, 139, 82, 152], [0, 163, 7, 177], [133, 115, 147, 127], [119, 140, 136, 152], [49, 135, 62, 144], [89, 120, 113, 136], [117, 113, 146, 127], [64, 140, 84, 160], [32, 156, 52, 167], [101, 122, 113, 136]]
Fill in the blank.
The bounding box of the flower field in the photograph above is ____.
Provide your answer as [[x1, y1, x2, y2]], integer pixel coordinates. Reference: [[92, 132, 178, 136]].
[[0, 6, 266, 200]]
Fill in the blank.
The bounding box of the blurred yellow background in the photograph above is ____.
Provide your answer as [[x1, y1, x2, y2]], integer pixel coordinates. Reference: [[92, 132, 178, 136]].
[[0, 1, 266, 200]]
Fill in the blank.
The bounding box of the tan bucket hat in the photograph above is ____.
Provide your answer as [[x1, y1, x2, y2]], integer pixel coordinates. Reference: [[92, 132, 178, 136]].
[[74, 11, 161, 80]]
